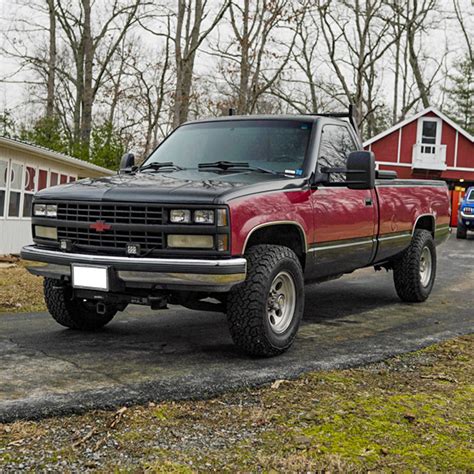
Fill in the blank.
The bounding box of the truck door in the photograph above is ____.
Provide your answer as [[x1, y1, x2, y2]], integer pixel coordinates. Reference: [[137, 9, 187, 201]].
[[308, 123, 377, 279]]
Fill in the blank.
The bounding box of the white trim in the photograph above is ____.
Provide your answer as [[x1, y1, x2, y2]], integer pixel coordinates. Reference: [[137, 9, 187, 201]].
[[364, 106, 474, 147], [446, 166, 474, 172], [0, 136, 114, 176], [454, 131, 459, 168], [397, 128, 402, 163], [416, 116, 442, 149], [376, 161, 412, 168], [376, 161, 474, 172]]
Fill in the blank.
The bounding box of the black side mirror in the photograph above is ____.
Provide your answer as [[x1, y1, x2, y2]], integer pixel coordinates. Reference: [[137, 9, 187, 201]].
[[310, 150, 375, 190], [346, 151, 375, 190], [119, 152, 135, 174]]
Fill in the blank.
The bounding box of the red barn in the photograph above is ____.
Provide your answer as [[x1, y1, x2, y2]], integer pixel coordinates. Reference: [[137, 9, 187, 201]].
[[364, 107, 474, 226]]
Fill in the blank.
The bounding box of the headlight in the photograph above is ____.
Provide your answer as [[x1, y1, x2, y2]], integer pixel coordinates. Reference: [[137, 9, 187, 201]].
[[34, 204, 57, 217], [167, 234, 214, 249], [46, 204, 58, 217], [194, 209, 214, 224], [35, 226, 58, 240], [169, 209, 192, 223], [33, 204, 46, 216]]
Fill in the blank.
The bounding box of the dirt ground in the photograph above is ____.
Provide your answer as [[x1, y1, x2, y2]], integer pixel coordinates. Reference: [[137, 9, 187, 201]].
[[1, 335, 472, 472], [0, 259, 46, 313]]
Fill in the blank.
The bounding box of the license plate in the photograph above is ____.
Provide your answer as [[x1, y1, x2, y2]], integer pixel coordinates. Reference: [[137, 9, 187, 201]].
[[71, 265, 109, 291]]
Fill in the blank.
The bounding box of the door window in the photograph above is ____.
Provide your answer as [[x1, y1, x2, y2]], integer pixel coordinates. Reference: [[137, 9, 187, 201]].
[[421, 120, 437, 154], [22, 166, 36, 217], [317, 125, 357, 181]]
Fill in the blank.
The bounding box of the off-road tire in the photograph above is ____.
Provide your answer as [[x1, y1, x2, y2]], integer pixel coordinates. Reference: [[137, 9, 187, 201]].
[[393, 230, 436, 303], [456, 223, 467, 239], [226, 245, 304, 357], [44, 278, 117, 330]]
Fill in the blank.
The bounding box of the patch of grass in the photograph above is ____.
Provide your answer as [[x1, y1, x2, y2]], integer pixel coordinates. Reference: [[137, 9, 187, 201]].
[[0, 260, 46, 313], [0, 336, 472, 472]]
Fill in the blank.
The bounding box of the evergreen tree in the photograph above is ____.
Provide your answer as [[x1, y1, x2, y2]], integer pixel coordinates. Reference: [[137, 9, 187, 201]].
[[0, 110, 15, 138], [90, 122, 126, 170], [444, 56, 473, 135], [20, 116, 68, 153]]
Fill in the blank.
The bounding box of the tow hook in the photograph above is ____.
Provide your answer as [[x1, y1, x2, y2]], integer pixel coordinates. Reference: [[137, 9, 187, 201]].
[[96, 302, 107, 315]]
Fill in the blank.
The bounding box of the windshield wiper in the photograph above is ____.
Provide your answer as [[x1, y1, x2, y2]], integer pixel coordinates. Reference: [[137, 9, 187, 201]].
[[198, 160, 280, 175], [139, 162, 183, 172]]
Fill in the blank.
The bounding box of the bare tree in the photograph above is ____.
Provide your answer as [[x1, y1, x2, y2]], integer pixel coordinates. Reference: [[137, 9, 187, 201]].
[[211, 0, 299, 115], [46, 0, 57, 118]]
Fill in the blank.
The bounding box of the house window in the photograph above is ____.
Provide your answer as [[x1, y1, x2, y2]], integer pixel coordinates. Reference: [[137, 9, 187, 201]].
[[50, 172, 58, 186], [22, 166, 36, 217], [8, 162, 24, 217], [0, 159, 7, 217], [38, 169, 48, 190]]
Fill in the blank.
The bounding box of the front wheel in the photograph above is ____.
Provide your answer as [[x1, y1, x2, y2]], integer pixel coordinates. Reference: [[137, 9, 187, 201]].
[[392, 230, 436, 303], [226, 245, 304, 357], [44, 278, 117, 330], [456, 222, 467, 239]]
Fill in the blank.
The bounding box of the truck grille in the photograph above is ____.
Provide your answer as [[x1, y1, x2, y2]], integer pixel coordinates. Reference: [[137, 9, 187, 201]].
[[57, 227, 164, 252], [56, 202, 165, 253], [57, 202, 164, 225]]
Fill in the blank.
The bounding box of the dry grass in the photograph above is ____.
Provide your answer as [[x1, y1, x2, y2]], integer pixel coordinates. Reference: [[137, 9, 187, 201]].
[[1, 335, 472, 472], [0, 259, 46, 313]]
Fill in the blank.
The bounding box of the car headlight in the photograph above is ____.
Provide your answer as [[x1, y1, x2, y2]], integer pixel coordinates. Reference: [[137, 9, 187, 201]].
[[194, 209, 214, 224], [34, 204, 57, 217], [169, 209, 191, 223], [46, 204, 58, 217], [35, 226, 58, 240], [167, 234, 214, 249], [33, 204, 46, 216]]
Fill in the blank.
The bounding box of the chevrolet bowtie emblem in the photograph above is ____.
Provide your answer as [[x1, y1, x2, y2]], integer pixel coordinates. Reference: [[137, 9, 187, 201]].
[[89, 220, 112, 232]]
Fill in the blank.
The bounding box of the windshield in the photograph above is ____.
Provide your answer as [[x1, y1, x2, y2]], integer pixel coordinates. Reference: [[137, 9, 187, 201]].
[[143, 120, 313, 174], [467, 189, 474, 201]]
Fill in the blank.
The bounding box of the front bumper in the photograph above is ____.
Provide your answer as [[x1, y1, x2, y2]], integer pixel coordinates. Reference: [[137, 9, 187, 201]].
[[21, 245, 247, 292]]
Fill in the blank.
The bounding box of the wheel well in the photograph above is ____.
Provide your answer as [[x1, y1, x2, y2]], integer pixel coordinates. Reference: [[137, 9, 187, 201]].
[[244, 224, 306, 268], [414, 215, 435, 237]]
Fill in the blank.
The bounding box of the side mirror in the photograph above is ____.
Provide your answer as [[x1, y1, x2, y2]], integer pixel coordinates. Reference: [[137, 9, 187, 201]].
[[119, 152, 135, 174], [310, 150, 375, 190], [346, 151, 375, 190]]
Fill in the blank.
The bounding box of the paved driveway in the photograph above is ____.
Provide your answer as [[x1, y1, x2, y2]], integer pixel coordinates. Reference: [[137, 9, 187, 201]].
[[1, 235, 473, 422]]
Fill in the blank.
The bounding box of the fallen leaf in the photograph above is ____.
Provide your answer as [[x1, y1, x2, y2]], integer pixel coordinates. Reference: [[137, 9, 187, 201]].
[[271, 379, 288, 389], [73, 428, 97, 448]]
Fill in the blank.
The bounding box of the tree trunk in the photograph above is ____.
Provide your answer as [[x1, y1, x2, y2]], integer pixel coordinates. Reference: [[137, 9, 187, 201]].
[[46, 0, 56, 118], [81, 0, 93, 158]]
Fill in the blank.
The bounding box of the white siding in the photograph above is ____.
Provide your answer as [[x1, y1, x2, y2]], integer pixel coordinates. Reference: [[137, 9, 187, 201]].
[[0, 144, 97, 254]]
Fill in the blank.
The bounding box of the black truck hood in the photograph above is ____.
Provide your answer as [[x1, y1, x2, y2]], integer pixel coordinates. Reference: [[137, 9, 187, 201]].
[[36, 170, 305, 204]]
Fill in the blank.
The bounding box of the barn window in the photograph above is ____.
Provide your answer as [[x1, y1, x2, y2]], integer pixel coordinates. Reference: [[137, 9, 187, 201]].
[[0, 159, 7, 217], [8, 162, 23, 217]]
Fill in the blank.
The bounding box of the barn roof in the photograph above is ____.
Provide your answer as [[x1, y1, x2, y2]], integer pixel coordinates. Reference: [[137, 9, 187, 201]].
[[0, 135, 115, 176], [363, 106, 474, 147]]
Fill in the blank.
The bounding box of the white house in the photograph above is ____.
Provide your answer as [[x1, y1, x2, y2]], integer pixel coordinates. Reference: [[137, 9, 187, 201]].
[[0, 136, 114, 255]]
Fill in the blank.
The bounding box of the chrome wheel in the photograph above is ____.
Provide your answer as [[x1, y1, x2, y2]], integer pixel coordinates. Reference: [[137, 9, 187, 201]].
[[419, 246, 432, 287], [267, 271, 296, 334]]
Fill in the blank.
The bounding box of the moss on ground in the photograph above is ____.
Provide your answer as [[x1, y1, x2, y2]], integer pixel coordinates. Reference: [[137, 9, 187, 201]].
[[0, 335, 472, 472], [0, 260, 46, 313]]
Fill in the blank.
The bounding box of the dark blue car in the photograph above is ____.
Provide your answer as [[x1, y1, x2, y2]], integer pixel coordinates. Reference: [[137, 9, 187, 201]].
[[457, 186, 474, 239]]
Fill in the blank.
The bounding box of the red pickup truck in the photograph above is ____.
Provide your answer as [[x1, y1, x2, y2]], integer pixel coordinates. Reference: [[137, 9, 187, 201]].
[[22, 111, 451, 356]]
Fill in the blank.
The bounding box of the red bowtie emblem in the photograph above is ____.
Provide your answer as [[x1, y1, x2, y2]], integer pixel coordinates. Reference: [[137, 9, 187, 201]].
[[90, 220, 112, 232]]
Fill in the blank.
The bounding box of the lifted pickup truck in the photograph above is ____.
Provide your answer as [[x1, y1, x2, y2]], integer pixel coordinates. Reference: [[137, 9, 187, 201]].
[[456, 186, 474, 239], [22, 111, 451, 356]]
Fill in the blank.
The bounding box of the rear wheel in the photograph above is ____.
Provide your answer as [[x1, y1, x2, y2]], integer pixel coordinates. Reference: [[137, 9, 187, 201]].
[[392, 230, 436, 302], [456, 222, 467, 239], [226, 245, 304, 357], [44, 278, 117, 330]]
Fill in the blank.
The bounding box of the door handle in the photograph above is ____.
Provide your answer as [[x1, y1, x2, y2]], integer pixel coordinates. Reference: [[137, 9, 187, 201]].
[[365, 197, 373, 206]]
